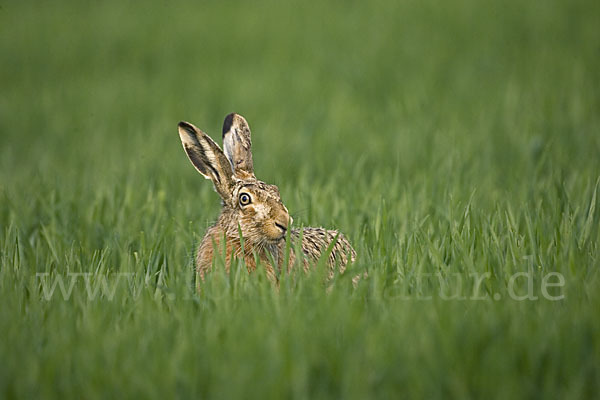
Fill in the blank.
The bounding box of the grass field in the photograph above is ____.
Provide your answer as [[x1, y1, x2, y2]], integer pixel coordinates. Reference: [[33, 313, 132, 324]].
[[1, 0, 599, 398]]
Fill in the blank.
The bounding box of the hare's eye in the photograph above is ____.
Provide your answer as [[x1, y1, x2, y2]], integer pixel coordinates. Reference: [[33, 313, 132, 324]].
[[239, 193, 252, 206]]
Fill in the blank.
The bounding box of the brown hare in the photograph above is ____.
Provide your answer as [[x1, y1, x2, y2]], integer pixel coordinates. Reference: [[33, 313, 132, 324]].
[[178, 113, 356, 287]]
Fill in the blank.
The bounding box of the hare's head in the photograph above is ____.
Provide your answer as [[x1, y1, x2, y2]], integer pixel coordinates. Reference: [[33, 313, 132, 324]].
[[178, 113, 292, 245]]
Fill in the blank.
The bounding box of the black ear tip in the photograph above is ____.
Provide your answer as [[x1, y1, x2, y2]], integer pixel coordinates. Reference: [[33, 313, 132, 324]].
[[178, 121, 196, 135], [222, 113, 236, 136]]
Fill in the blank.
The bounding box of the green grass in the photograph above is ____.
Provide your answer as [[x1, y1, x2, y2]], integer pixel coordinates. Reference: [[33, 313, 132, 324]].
[[1, 0, 599, 398]]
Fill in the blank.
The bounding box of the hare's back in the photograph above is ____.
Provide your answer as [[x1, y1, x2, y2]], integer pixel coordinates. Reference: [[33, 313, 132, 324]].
[[291, 227, 356, 269]]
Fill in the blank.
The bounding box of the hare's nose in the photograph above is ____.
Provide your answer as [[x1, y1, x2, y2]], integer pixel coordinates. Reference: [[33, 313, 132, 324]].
[[274, 222, 287, 234], [274, 211, 290, 232], [281, 206, 292, 225]]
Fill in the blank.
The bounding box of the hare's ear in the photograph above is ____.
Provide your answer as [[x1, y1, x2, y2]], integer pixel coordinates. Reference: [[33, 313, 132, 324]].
[[222, 113, 255, 179], [178, 121, 234, 200]]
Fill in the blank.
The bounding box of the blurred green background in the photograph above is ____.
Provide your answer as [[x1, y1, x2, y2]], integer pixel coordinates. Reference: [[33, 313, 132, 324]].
[[1, 0, 599, 398]]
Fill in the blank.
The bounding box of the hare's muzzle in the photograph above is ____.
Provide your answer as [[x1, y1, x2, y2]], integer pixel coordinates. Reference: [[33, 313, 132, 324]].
[[275, 213, 290, 232], [271, 210, 292, 239], [274, 222, 287, 234]]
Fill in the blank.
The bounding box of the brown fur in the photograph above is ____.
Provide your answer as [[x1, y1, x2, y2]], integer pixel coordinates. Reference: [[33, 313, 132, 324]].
[[178, 113, 356, 289]]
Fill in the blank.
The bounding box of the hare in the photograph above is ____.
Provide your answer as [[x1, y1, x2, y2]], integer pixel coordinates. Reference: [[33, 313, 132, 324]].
[[178, 113, 356, 286]]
